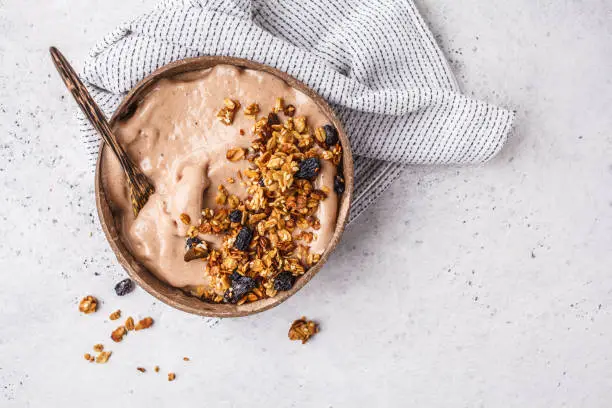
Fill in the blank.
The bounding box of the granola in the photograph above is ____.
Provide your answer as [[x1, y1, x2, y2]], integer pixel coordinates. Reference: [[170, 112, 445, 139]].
[[135, 317, 154, 330], [183, 98, 342, 305], [288, 317, 319, 344], [111, 326, 127, 342], [95, 351, 112, 364], [79, 296, 98, 314]]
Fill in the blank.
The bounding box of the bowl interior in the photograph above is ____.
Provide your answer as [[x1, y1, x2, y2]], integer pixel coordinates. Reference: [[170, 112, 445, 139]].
[[95, 56, 353, 317]]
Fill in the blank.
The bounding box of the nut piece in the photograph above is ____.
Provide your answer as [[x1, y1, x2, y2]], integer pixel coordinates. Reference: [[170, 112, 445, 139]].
[[95, 351, 112, 364], [135, 317, 154, 331], [168, 372, 176, 382], [111, 326, 127, 342], [109, 310, 121, 321], [226, 147, 245, 162], [78, 296, 98, 314], [93, 344, 104, 352], [273, 97, 284, 113], [137, 367, 146, 373], [125, 316, 135, 331], [180, 213, 191, 225], [244, 103, 260, 116], [217, 98, 240, 125], [288, 317, 319, 344], [224, 98, 238, 110]]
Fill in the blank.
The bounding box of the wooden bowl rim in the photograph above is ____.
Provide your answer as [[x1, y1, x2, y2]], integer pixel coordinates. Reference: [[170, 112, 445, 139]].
[[94, 55, 354, 317]]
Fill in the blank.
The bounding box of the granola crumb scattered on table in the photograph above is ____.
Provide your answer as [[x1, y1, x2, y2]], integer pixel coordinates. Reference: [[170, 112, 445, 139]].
[[137, 367, 146, 373], [135, 317, 154, 331], [168, 372, 176, 382], [154, 365, 160, 373], [111, 326, 127, 342], [78, 296, 98, 314], [288, 316, 319, 344], [84, 353, 92, 361], [109, 310, 121, 320], [183, 357, 190, 361], [125, 316, 135, 331], [95, 351, 112, 364], [93, 344, 104, 352]]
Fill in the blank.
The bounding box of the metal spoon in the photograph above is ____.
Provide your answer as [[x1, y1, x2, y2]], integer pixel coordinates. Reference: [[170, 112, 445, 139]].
[[49, 46, 154, 216]]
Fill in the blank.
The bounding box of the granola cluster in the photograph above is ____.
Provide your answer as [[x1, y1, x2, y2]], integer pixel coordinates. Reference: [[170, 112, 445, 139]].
[[187, 97, 344, 304], [288, 316, 319, 344]]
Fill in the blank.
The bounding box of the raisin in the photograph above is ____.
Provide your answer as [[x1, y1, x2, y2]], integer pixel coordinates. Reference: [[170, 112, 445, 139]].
[[334, 174, 345, 194], [223, 271, 257, 303], [295, 157, 321, 180], [185, 236, 202, 249], [234, 227, 253, 251], [184, 237, 209, 262], [274, 271, 295, 291], [228, 210, 242, 223], [323, 124, 339, 146], [259, 178, 265, 187], [114, 278, 134, 296], [267, 112, 281, 125]]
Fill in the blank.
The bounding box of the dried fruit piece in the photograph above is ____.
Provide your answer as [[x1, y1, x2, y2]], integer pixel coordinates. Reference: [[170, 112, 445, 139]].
[[274, 272, 295, 291], [267, 112, 281, 125], [233, 227, 253, 251], [334, 174, 345, 194], [184, 237, 209, 262], [125, 316, 135, 331], [226, 147, 245, 162], [135, 317, 154, 331], [95, 351, 112, 364], [223, 271, 257, 304], [111, 326, 127, 342], [323, 124, 339, 146], [78, 296, 98, 314], [137, 367, 146, 373], [180, 213, 191, 225], [295, 157, 321, 180], [114, 279, 134, 296], [228, 210, 242, 223], [168, 373, 176, 382], [109, 310, 121, 321], [288, 317, 319, 344], [93, 344, 104, 352]]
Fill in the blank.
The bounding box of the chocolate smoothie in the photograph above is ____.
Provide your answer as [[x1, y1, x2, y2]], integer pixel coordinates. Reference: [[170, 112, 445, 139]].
[[100, 65, 340, 299]]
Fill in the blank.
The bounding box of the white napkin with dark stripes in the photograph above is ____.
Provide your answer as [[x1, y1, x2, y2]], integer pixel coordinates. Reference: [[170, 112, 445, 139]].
[[79, 0, 514, 222]]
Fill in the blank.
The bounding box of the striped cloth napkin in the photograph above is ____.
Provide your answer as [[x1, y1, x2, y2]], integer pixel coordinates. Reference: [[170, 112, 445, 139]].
[[79, 0, 515, 222]]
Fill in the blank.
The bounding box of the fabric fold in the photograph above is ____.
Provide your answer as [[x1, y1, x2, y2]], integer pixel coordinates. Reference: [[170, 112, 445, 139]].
[[78, 0, 514, 222]]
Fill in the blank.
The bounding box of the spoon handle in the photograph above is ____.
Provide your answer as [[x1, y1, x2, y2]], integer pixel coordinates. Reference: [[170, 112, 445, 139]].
[[49, 46, 139, 182]]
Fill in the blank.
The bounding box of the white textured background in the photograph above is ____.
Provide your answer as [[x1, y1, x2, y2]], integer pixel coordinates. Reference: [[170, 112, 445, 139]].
[[1, 1, 612, 406]]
